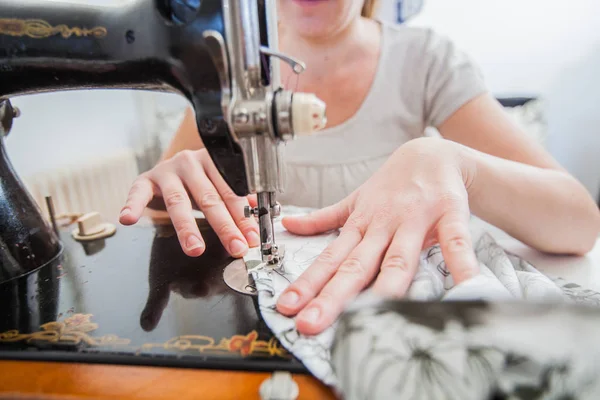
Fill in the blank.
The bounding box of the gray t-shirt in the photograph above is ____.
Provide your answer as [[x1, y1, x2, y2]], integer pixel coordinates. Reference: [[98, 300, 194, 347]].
[[278, 21, 488, 208]]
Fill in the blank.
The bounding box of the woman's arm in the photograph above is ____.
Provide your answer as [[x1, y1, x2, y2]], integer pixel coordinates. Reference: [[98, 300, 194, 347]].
[[160, 107, 204, 161], [439, 93, 600, 255]]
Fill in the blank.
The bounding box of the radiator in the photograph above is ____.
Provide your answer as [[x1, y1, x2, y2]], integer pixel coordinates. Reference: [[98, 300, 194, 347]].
[[24, 149, 140, 223]]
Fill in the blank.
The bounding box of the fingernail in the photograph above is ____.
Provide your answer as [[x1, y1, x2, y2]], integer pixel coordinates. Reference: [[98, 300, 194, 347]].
[[278, 291, 299, 307], [299, 307, 320, 324], [230, 239, 248, 256], [186, 235, 204, 250], [247, 231, 260, 247], [120, 208, 131, 218]]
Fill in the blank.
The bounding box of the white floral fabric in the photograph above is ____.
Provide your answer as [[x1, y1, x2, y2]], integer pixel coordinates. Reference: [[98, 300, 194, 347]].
[[246, 207, 600, 398]]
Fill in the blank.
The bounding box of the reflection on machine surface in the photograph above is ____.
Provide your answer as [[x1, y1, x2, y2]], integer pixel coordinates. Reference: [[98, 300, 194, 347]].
[[0, 216, 302, 372]]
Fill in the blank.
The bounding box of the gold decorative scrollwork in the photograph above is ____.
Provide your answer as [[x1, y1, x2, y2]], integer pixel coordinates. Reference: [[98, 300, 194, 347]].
[[0, 314, 129, 347], [0, 18, 107, 39], [0, 313, 291, 359], [141, 331, 291, 358]]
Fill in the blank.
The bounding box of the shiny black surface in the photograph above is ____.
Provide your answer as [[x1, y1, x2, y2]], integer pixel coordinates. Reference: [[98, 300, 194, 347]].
[[0, 216, 305, 373], [0, 133, 61, 284], [0, 0, 249, 195]]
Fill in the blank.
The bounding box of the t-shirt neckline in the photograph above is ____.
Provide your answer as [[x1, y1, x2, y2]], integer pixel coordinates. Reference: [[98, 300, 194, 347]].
[[311, 20, 389, 137]]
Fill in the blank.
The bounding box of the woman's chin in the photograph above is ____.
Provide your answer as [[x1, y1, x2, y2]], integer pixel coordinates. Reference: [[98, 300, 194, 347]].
[[288, 19, 337, 39], [291, 0, 331, 8]]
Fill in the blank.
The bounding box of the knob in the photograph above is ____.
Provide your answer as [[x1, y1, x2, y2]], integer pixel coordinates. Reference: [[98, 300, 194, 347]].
[[259, 371, 299, 400], [244, 206, 258, 218], [71, 212, 116, 242], [291, 93, 327, 136]]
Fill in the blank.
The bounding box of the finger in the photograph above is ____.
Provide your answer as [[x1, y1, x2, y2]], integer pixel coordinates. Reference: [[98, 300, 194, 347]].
[[423, 225, 439, 249], [437, 210, 479, 284], [120, 176, 156, 225], [276, 224, 364, 315], [157, 175, 205, 257], [423, 236, 439, 250], [282, 200, 351, 236], [247, 194, 257, 208], [372, 223, 427, 297], [295, 232, 390, 336], [140, 283, 170, 332], [199, 158, 260, 248], [179, 168, 249, 258]]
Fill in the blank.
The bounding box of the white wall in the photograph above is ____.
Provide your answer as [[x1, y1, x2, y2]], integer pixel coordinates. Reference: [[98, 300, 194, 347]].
[[5, 90, 143, 178], [544, 48, 600, 200], [378, 0, 600, 96], [4, 88, 189, 181]]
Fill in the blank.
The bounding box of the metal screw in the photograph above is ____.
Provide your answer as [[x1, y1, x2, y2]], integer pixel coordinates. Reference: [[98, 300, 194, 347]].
[[233, 109, 249, 125], [12, 107, 20, 118], [255, 112, 267, 127], [125, 30, 135, 44], [271, 203, 281, 218], [244, 206, 258, 218], [200, 118, 217, 134]]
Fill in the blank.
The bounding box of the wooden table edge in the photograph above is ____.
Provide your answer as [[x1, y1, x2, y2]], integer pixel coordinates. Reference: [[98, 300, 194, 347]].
[[0, 360, 336, 399]]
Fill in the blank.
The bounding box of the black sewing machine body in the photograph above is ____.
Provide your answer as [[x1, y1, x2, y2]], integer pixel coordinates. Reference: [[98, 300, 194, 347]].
[[0, 0, 262, 196], [0, 0, 327, 303], [0, 0, 273, 277], [0, 215, 304, 373], [0, 0, 300, 374]]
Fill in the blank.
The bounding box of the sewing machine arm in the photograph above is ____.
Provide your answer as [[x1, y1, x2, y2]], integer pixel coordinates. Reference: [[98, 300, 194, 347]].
[[0, 0, 252, 194], [0, 0, 327, 270]]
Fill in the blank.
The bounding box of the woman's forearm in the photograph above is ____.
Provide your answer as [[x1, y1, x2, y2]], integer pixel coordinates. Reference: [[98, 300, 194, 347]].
[[160, 107, 204, 161], [463, 145, 600, 255]]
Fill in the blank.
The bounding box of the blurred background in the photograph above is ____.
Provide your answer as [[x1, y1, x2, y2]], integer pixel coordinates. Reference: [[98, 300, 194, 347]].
[[4, 0, 600, 222]]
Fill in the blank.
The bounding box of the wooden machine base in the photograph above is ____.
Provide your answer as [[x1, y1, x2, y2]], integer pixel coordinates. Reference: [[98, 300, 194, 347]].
[[0, 361, 335, 399]]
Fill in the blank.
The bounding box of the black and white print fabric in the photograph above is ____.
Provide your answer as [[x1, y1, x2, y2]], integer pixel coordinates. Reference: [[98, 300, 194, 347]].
[[247, 207, 600, 398], [332, 299, 600, 400]]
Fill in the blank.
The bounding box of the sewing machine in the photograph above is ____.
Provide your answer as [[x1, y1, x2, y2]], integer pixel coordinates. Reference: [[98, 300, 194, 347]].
[[0, 0, 326, 282], [0, 0, 331, 398]]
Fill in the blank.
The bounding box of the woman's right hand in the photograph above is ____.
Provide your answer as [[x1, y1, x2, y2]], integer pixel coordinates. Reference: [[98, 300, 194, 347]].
[[118, 149, 260, 258]]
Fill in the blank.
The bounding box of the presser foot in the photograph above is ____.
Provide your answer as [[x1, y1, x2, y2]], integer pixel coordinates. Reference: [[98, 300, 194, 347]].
[[262, 243, 286, 271], [228, 193, 285, 296], [222, 245, 286, 296], [223, 259, 261, 296]]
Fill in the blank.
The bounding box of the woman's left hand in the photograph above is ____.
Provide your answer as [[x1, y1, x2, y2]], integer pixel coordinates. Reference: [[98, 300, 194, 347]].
[[276, 137, 481, 335]]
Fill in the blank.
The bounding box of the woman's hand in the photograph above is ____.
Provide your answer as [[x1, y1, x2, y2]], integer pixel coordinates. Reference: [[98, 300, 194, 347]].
[[119, 149, 259, 258], [276, 137, 480, 335]]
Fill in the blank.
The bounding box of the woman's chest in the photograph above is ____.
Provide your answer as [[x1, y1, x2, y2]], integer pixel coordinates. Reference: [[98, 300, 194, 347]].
[[309, 79, 372, 129], [282, 60, 377, 129]]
